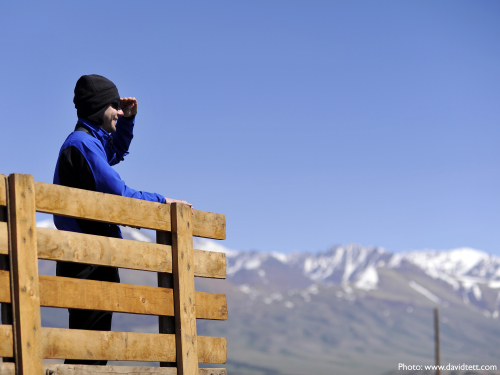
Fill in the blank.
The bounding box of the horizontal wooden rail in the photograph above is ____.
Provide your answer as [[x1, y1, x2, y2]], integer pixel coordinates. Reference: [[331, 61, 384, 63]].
[[0, 324, 13, 357], [0, 223, 6, 255], [1, 179, 225, 239], [0, 271, 227, 320], [34, 182, 226, 239], [0, 224, 226, 278], [0, 363, 228, 375], [0, 271, 9, 302], [0, 326, 226, 363]]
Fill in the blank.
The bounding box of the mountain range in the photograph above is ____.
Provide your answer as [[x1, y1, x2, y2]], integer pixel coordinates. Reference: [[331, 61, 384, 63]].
[[35, 220, 500, 375]]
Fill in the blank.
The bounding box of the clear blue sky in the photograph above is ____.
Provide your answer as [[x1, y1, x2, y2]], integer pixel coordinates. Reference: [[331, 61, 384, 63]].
[[1, 1, 499, 254]]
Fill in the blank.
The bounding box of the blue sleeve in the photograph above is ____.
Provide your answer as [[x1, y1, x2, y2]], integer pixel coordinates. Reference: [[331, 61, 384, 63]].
[[80, 140, 165, 203], [109, 116, 135, 166]]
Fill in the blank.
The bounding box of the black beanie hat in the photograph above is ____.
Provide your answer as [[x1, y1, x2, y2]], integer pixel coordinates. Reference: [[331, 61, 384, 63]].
[[73, 74, 120, 126]]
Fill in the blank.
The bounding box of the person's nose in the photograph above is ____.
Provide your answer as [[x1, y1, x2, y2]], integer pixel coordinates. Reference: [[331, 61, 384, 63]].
[[117, 109, 124, 116]]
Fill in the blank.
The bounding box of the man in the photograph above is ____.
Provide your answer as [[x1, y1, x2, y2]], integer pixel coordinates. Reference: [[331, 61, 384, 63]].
[[54, 74, 191, 365]]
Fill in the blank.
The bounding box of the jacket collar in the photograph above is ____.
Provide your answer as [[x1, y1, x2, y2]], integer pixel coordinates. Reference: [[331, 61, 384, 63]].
[[76, 118, 112, 145]]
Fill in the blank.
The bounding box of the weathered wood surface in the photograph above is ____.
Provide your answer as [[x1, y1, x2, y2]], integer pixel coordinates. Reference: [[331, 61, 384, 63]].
[[0, 363, 227, 375], [0, 225, 227, 278], [7, 174, 44, 373], [35, 181, 171, 231], [0, 273, 227, 320], [195, 291, 228, 321], [0, 331, 226, 364], [0, 175, 5, 207], [0, 270, 10, 303], [171, 203, 199, 374], [197, 336, 227, 365], [0, 222, 7, 256], [0, 324, 13, 357], [34, 181, 225, 239], [0, 262, 12, 336], [43, 328, 177, 362], [193, 247, 226, 279], [0, 327, 226, 363], [193, 210, 226, 240], [49, 329, 223, 363]]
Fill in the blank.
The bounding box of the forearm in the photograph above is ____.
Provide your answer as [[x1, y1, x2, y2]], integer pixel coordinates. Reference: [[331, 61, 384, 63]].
[[111, 116, 135, 163]]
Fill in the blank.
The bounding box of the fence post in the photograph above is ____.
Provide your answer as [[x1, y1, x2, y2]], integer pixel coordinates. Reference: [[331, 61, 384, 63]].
[[434, 307, 440, 375], [171, 202, 198, 375], [7, 174, 43, 374], [157, 230, 176, 367]]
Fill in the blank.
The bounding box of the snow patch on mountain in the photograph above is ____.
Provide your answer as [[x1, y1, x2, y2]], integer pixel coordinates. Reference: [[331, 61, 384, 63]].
[[396, 248, 500, 304], [402, 248, 496, 279], [409, 281, 441, 304], [355, 266, 379, 290], [301, 244, 388, 285]]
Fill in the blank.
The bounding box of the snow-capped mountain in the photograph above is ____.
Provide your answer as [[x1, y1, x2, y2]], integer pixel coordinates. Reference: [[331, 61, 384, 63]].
[[193, 239, 500, 317]]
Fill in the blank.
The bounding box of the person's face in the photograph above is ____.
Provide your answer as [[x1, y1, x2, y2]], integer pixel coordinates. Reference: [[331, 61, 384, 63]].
[[101, 104, 124, 133]]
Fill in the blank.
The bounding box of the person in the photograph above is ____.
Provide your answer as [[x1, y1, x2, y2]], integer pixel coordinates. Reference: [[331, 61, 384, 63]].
[[53, 74, 191, 365]]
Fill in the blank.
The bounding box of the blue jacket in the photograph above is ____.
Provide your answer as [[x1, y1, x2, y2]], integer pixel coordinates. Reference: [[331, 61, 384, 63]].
[[53, 117, 165, 239]]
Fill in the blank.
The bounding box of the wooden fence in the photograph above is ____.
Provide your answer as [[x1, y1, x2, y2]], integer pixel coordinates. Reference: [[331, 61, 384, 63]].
[[0, 174, 228, 375]]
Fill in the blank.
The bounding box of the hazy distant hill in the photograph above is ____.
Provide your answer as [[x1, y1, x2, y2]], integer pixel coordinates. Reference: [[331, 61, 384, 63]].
[[35, 220, 500, 375]]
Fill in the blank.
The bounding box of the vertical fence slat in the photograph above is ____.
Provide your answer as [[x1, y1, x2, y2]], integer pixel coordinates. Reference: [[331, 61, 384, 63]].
[[8, 174, 43, 374], [157, 230, 176, 368], [171, 203, 198, 375]]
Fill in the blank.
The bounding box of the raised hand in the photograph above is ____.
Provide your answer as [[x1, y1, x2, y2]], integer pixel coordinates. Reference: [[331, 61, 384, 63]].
[[120, 97, 138, 118]]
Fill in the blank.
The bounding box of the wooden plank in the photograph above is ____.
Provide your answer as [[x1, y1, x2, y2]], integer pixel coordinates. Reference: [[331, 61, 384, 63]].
[[193, 249, 226, 279], [40, 275, 227, 320], [193, 210, 226, 240], [197, 337, 227, 365], [43, 328, 176, 362], [35, 181, 171, 231], [0, 324, 13, 357], [0, 270, 10, 303], [7, 174, 44, 374], [0, 258, 13, 341], [1, 226, 227, 278], [34, 181, 226, 239], [195, 292, 227, 321], [41, 328, 225, 363], [37, 227, 172, 272], [39, 227, 226, 278], [40, 275, 174, 316], [171, 203, 199, 374], [0, 363, 227, 375], [0, 175, 5, 207], [0, 272, 227, 320], [0, 222, 7, 255]]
